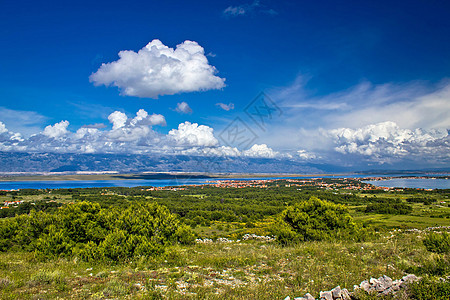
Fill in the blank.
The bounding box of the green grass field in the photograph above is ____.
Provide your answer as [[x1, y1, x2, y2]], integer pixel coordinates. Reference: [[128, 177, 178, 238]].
[[1, 231, 446, 299], [0, 183, 449, 299]]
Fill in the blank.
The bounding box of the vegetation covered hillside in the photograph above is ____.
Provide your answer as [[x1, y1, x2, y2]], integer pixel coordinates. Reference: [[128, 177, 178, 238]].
[[0, 179, 449, 299]]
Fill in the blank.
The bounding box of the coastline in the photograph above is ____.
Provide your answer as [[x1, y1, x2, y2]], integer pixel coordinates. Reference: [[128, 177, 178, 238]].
[[0, 172, 350, 182]]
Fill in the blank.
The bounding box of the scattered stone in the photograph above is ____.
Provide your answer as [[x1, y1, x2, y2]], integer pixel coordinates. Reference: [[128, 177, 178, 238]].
[[242, 233, 276, 242], [382, 287, 394, 296], [359, 280, 371, 292], [319, 290, 332, 300], [331, 286, 341, 299], [292, 274, 420, 300], [372, 275, 392, 292], [341, 288, 351, 300], [402, 274, 418, 283], [400, 274, 419, 288], [294, 293, 314, 300]]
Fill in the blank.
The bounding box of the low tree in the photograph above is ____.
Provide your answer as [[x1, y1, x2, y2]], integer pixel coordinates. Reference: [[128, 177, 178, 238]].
[[272, 197, 359, 244], [0, 201, 195, 262]]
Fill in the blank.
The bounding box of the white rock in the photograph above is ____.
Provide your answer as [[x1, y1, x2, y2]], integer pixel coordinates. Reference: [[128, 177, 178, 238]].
[[320, 291, 333, 300]]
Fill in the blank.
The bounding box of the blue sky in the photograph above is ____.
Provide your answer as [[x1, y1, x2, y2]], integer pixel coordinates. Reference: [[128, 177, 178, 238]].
[[0, 0, 449, 170]]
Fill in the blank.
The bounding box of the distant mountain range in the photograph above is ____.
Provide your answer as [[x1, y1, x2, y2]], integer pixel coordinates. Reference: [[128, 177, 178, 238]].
[[0, 152, 348, 174], [1, 152, 447, 175]]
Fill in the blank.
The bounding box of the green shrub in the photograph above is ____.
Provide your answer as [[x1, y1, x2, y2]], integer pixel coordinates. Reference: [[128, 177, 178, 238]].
[[406, 257, 450, 276], [409, 277, 450, 299], [272, 197, 359, 243], [364, 202, 412, 215], [174, 224, 196, 245], [102, 279, 130, 298], [0, 201, 195, 262], [423, 232, 450, 254], [28, 270, 65, 286]]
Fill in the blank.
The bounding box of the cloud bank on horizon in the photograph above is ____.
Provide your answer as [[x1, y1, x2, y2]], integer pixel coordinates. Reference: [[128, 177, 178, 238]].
[[0, 88, 448, 167]]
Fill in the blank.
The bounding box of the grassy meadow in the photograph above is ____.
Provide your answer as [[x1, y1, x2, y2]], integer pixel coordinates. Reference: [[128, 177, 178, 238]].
[[0, 180, 449, 299]]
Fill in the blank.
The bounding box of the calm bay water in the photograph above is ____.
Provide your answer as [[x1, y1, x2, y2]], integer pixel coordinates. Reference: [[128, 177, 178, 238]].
[[0, 174, 450, 190], [364, 178, 449, 189], [0, 178, 212, 190], [0, 175, 448, 190]]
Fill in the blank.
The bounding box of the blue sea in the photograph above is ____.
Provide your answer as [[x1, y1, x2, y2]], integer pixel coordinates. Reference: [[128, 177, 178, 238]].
[[0, 174, 448, 190], [364, 178, 449, 189], [0, 178, 211, 190]]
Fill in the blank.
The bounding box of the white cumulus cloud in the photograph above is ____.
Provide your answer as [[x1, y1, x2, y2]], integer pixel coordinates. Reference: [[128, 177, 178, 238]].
[[297, 149, 316, 160], [0, 121, 7, 134], [328, 121, 449, 161], [90, 39, 225, 98], [129, 109, 166, 126], [0, 109, 168, 154], [42, 121, 69, 138], [243, 144, 278, 158], [168, 121, 218, 147], [181, 145, 241, 157], [108, 111, 128, 130]]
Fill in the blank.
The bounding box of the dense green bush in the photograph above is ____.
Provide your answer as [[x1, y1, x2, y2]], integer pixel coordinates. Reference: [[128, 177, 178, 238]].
[[0, 200, 61, 218], [364, 202, 412, 215], [271, 197, 359, 244], [0, 201, 195, 261], [408, 277, 450, 299], [406, 197, 434, 205], [406, 256, 450, 276], [423, 232, 450, 254]]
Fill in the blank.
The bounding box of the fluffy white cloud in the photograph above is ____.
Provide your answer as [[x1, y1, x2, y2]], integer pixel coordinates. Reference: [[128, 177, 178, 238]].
[[0, 109, 168, 154], [107, 125, 152, 142], [175, 102, 193, 114], [328, 121, 449, 161], [216, 102, 235, 111], [0, 121, 7, 134], [181, 145, 241, 157], [168, 121, 218, 147], [90, 39, 225, 98], [243, 144, 278, 158], [129, 109, 166, 126], [105, 109, 165, 143], [108, 109, 166, 131], [0, 122, 23, 144], [297, 149, 316, 160], [74, 127, 100, 140], [43, 121, 69, 138], [108, 111, 128, 130]]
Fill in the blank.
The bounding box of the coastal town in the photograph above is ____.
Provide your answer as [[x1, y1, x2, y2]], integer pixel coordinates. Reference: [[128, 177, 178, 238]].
[[143, 177, 415, 192]]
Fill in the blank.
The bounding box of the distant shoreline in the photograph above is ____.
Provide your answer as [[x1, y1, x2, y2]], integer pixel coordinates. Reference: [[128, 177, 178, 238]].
[[0, 172, 350, 182]]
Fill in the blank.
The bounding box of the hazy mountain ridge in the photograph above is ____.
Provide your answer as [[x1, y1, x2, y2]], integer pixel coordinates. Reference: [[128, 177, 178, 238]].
[[0, 152, 339, 174]]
